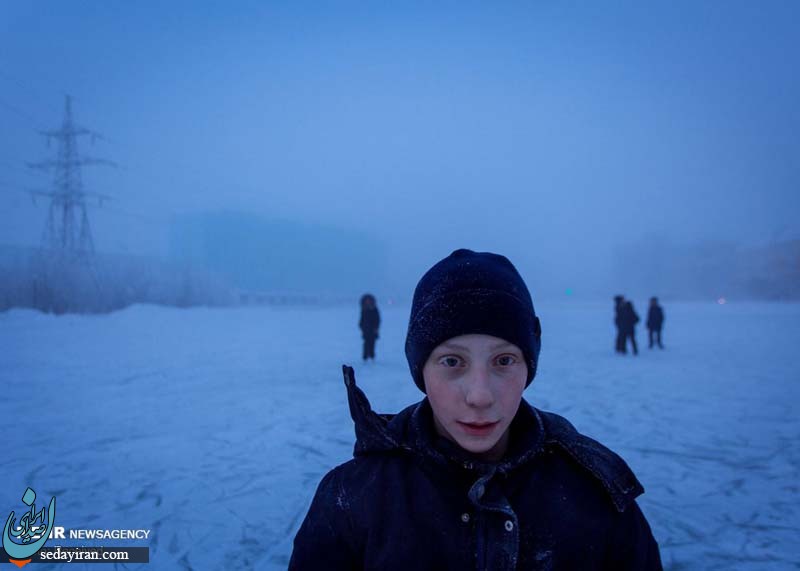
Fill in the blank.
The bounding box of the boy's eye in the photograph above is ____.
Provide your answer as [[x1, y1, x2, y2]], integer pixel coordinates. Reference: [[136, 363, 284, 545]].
[[495, 354, 517, 366], [439, 356, 462, 367]]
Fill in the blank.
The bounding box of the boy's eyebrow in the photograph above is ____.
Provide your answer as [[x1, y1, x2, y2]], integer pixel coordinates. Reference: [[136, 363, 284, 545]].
[[437, 341, 518, 352], [438, 342, 470, 352], [490, 341, 517, 351]]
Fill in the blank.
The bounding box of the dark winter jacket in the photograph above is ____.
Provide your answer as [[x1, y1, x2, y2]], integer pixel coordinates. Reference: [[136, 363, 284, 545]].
[[289, 368, 662, 571], [359, 307, 381, 339], [613, 298, 624, 329], [646, 306, 664, 330], [619, 303, 640, 335]]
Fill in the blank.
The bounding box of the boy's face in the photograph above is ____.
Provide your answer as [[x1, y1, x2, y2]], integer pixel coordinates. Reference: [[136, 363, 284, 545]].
[[423, 334, 528, 461]]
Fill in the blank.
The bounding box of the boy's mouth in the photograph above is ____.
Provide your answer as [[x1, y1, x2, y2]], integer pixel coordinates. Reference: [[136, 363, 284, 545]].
[[457, 420, 499, 436]]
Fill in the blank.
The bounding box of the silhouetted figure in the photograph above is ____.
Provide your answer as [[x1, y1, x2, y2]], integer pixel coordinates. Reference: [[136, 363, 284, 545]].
[[647, 297, 665, 349], [619, 300, 640, 355], [613, 295, 626, 354], [359, 294, 381, 361]]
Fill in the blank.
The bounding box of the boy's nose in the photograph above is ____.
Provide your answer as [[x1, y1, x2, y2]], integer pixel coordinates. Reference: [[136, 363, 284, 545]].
[[464, 368, 494, 408]]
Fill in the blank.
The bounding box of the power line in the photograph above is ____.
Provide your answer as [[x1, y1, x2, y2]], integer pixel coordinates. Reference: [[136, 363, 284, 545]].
[[0, 71, 222, 192], [0, 81, 245, 218]]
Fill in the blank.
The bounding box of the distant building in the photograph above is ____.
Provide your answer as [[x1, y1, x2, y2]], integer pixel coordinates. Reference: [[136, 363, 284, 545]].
[[737, 239, 800, 300], [613, 236, 800, 300], [168, 211, 388, 298]]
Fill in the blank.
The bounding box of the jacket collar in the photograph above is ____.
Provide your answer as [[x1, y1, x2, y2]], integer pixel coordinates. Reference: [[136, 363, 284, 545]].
[[342, 364, 644, 512]]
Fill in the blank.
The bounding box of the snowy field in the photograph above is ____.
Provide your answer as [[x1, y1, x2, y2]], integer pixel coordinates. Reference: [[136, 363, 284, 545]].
[[2, 301, 799, 570]]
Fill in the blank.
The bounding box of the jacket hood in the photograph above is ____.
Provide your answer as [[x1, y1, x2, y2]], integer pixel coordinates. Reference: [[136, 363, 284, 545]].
[[342, 364, 645, 512]]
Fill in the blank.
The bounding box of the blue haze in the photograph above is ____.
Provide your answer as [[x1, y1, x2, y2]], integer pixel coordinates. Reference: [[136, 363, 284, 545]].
[[1, 1, 798, 298]]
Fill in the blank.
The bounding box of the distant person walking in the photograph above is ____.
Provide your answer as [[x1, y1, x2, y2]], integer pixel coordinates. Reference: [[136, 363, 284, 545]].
[[647, 297, 665, 349], [620, 300, 640, 355], [359, 294, 381, 361], [614, 295, 626, 354]]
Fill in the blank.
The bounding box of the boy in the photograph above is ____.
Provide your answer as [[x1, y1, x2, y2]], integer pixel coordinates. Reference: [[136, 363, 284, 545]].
[[290, 249, 662, 570]]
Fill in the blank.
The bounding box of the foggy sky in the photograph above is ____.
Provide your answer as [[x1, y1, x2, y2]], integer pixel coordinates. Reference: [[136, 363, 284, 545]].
[[1, 1, 798, 298]]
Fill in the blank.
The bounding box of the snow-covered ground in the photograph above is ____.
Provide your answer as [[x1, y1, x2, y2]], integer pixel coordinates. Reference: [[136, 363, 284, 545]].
[[2, 301, 798, 570]]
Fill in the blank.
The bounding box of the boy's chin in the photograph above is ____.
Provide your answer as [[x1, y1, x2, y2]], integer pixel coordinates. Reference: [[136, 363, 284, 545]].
[[455, 435, 501, 456]]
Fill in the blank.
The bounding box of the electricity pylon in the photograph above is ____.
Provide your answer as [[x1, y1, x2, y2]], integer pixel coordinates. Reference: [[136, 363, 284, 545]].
[[27, 94, 114, 255]]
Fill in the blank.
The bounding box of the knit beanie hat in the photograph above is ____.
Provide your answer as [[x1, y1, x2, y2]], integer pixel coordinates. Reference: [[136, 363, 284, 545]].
[[405, 249, 542, 393]]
